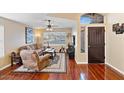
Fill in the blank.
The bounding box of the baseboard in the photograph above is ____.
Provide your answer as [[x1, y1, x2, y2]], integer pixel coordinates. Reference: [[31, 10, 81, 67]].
[[0, 64, 11, 71], [76, 62, 88, 64], [75, 58, 88, 64], [106, 63, 124, 75]]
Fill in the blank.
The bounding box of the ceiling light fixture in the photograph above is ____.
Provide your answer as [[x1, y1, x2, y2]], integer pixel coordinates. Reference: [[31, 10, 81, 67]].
[[46, 20, 53, 31]]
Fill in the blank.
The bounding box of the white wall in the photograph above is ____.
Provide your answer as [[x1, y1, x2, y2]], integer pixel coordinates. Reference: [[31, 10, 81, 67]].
[[0, 17, 26, 69], [106, 13, 124, 74], [75, 15, 87, 64]]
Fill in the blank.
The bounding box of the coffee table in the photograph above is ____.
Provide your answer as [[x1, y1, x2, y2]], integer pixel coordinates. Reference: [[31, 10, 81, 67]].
[[43, 48, 56, 59]]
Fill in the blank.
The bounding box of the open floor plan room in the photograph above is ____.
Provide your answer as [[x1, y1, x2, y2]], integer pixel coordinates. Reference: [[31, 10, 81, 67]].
[[0, 13, 124, 80]]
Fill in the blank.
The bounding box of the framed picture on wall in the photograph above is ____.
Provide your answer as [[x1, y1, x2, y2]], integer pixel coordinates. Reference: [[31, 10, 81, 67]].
[[43, 32, 67, 46], [112, 23, 124, 34], [25, 27, 34, 44], [121, 23, 124, 31], [112, 23, 120, 32]]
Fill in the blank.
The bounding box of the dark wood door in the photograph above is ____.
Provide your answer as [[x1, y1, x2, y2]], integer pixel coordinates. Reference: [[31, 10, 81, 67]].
[[88, 27, 105, 63]]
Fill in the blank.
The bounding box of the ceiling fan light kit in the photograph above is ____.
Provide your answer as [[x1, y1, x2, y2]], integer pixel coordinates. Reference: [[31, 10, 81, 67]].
[[46, 28, 53, 31]]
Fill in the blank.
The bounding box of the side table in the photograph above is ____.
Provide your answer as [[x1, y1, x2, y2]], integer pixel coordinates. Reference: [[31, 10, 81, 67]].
[[10, 52, 22, 66]]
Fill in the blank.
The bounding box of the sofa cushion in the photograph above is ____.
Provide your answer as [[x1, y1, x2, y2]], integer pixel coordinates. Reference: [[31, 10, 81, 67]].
[[18, 44, 41, 54], [29, 45, 35, 50], [27, 46, 32, 50], [20, 50, 35, 60]]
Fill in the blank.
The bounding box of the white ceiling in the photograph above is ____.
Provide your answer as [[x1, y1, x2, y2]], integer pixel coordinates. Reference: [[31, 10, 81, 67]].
[[0, 13, 77, 29]]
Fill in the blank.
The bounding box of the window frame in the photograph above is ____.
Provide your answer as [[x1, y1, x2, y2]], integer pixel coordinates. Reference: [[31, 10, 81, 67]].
[[0, 26, 4, 57]]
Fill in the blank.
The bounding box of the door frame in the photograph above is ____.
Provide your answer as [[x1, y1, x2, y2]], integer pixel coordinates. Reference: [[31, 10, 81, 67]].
[[81, 24, 106, 64]]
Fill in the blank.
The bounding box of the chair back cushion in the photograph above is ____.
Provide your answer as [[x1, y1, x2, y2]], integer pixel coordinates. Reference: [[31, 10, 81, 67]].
[[20, 50, 34, 61]]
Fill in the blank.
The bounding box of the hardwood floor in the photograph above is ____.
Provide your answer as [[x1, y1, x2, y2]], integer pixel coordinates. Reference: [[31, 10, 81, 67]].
[[0, 59, 124, 80]]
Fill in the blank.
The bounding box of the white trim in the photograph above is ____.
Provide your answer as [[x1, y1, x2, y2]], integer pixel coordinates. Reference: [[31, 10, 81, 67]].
[[76, 62, 88, 64], [81, 25, 106, 64], [0, 64, 11, 71], [106, 63, 124, 75]]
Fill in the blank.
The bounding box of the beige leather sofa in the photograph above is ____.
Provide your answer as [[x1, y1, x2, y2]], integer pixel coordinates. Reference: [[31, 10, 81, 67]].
[[20, 50, 51, 71], [18, 44, 43, 55]]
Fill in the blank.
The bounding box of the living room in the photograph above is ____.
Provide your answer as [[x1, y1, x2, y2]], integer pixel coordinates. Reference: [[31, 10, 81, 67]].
[[1, 0, 124, 93], [0, 13, 124, 80], [0, 13, 76, 74]]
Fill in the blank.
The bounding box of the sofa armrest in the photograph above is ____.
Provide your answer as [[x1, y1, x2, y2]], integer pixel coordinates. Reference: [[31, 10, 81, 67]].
[[39, 54, 51, 61]]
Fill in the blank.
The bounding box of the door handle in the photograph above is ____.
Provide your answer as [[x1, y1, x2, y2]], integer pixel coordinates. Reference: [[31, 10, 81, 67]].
[[88, 45, 91, 47]]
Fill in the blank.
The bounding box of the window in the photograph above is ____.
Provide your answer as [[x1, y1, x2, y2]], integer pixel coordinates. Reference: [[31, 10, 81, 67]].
[[25, 27, 34, 44], [43, 32, 67, 46], [80, 13, 104, 24], [0, 26, 4, 57], [80, 26, 85, 53]]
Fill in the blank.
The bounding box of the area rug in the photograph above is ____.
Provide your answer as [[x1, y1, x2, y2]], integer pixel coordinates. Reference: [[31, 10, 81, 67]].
[[14, 53, 67, 73]]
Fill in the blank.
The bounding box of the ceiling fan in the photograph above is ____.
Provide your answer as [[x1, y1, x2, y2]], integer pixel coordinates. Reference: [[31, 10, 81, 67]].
[[45, 19, 58, 31], [46, 20, 52, 31]]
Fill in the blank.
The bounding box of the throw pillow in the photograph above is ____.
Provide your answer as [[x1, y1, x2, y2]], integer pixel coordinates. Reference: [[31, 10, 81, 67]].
[[27, 46, 32, 50]]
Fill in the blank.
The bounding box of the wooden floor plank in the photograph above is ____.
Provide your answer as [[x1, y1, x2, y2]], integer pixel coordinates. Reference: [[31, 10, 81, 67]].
[[0, 59, 124, 80]]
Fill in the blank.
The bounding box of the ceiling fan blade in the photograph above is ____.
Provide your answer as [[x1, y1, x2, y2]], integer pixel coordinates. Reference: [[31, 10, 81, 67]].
[[40, 19, 59, 29]]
